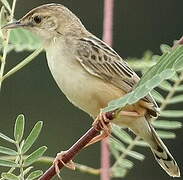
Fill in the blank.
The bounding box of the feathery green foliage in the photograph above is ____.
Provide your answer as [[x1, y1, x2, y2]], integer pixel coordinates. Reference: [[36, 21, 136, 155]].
[[108, 45, 183, 177], [103, 45, 183, 113], [0, 114, 46, 180]]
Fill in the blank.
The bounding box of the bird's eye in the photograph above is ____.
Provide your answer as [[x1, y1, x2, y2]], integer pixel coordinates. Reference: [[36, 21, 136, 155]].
[[33, 16, 42, 24]]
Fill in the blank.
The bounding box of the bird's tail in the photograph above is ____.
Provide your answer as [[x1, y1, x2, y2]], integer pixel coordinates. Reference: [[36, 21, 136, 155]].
[[147, 122, 180, 177], [129, 116, 180, 177]]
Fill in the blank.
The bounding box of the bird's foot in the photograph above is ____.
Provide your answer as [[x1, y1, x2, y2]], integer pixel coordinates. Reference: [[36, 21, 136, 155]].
[[53, 151, 75, 178], [84, 130, 110, 147], [83, 112, 112, 147], [92, 112, 111, 135]]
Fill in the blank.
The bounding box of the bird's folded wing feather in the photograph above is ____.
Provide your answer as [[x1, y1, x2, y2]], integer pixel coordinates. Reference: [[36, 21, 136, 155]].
[[75, 35, 159, 116]]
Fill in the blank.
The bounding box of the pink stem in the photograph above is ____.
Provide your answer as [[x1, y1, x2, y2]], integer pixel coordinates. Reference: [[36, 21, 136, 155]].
[[103, 0, 114, 45], [101, 1, 114, 180]]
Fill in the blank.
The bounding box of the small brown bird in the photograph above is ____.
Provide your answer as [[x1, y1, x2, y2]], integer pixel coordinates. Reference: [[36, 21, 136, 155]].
[[3, 3, 180, 177]]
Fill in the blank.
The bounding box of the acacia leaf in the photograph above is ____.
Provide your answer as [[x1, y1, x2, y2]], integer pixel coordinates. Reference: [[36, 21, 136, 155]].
[[9, 29, 41, 51], [110, 137, 126, 151], [23, 146, 47, 167], [0, 159, 17, 167], [1, 173, 19, 180], [157, 130, 176, 139], [0, 146, 17, 155], [22, 121, 43, 154], [112, 126, 133, 144], [161, 110, 183, 118], [14, 114, 25, 143], [26, 170, 43, 180], [127, 150, 145, 161], [112, 167, 127, 178], [117, 159, 134, 169], [135, 140, 148, 147], [169, 95, 183, 104], [158, 80, 172, 91], [153, 120, 182, 129], [150, 90, 164, 103], [0, 132, 15, 144], [23, 166, 33, 176]]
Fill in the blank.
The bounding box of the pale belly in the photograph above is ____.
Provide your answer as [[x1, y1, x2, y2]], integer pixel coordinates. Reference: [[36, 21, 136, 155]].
[[46, 50, 124, 117]]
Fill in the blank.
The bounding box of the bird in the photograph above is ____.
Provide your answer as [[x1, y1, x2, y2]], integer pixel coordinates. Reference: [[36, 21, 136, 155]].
[[2, 3, 180, 177]]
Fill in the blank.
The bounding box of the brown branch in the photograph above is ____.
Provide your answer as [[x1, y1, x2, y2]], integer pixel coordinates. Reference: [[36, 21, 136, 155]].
[[39, 112, 114, 180]]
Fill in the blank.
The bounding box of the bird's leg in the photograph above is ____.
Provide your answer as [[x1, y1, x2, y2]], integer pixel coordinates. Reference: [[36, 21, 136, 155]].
[[53, 151, 75, 177], [119, 111, 141, 117], [85, 127, 111, 147], [53, 112, 113, 175], [93, 112, 112, 133], [84, 112, 112, 147], [87, 111, 141, 147]]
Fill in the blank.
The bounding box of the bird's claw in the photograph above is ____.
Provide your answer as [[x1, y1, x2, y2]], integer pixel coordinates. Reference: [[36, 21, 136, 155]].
[[92, 112, 111, 135], [53, 151, 75, 178]]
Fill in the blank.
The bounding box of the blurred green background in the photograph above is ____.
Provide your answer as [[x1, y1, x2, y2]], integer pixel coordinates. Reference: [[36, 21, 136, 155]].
[[0, 0, 183, 179]]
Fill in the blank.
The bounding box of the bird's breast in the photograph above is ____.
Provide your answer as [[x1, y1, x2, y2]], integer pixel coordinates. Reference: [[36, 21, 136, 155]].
[[45, 43, 124, 117]]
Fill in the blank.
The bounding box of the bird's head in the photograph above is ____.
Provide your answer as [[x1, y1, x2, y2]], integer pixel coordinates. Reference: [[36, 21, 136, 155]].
[[2, 3, 86, 40]]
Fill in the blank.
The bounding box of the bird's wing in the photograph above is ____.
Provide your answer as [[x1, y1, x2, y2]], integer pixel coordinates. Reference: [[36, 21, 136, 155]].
[[75, 35, 159, 116]]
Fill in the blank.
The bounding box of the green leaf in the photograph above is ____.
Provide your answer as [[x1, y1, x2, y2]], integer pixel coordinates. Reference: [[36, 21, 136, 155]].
[[9, 29, 41, 52], [158, 80, 172, 91], [127, 150, 145, 161], [23, 166, 33, 176], [1, 173, 19, 180], [20, 140, 25, 151], [170, 73, 179, 82], [150, 90, 164, 103], [3, 47, 43, 81], [0, 159, 17, 167], [112, 126, 133, 144], [110, 137, 126, 152], [161, 110, 183, 118], [176, 84, 183, 92], [160, 44, 171, 53], [0, 146, 17, 155], [14, 114, 25, 143], [157, 130, 176, 139], [169, 95, 183, 104], [103, 69, 175, 112], [110, 137, 144, 160], [112, 167, 127, 178], [110, 145, 120, 159], [0, 132, 15, 144], [23, 146, 47, 167], [103, 46, 183, 112], [27, 170, 43, 180], [117, 159, 134, 169], [22, 121, 43, 154], [1, 0, 11, 13], [173, 54, 183, 71], [135, 140, 148, 147], [152, 55, 160, 62], [152, 120, 182, 129]]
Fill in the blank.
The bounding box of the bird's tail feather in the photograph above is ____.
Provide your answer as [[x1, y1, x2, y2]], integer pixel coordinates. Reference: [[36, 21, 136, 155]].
[[148, 122, 180, 177]]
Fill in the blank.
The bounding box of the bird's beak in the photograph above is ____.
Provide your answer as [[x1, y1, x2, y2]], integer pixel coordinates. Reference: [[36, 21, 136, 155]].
[[1, 20, 25, 29]]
